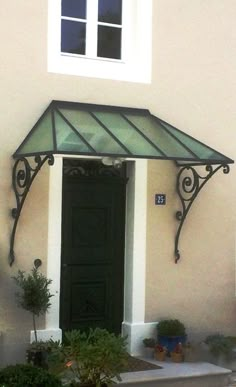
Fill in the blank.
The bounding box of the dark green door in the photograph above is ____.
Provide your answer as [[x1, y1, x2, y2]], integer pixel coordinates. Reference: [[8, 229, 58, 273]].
[[60, 160, 126, 334]]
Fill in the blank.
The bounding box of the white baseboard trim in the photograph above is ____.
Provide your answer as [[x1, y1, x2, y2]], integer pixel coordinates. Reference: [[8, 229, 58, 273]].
[[30, 329, 62, 343], [122, 321, 157, 356]]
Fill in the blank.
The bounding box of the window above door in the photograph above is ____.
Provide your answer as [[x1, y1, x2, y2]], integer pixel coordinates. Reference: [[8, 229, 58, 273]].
[[48, 0, 152, 83], [61, 0, 123, 60]]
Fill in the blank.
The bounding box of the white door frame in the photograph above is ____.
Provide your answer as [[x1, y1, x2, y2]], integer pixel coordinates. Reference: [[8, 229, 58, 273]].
[[35, 155, 156, 355]]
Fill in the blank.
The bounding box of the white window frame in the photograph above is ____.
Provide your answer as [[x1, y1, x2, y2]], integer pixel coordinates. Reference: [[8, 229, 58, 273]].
[[61, 0, 123, 60], [48, 0, 152, 83]]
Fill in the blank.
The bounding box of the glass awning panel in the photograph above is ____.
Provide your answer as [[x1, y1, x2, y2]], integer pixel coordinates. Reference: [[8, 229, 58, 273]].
[[14, 100, 234, 165]]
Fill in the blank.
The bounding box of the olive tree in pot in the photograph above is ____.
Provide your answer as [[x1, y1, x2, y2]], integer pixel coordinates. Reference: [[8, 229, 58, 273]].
[[13, 263, 54, 368]]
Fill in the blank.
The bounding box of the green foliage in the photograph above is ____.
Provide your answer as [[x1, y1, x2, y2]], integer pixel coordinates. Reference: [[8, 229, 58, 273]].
[[205, 334, 234, 358], [13, 267, 53, 342], [49, 328, 128, 387], [26, 340, 61, 369], [0, 363, 62, 387], [227, 336, 236, 346], [13, 268, 53, 317], [29, 339, 61, 352], [142, 338, 155, 348], [157, 319, 186, 337]]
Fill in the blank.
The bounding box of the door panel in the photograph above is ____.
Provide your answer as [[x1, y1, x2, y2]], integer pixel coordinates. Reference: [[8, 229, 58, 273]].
[[60, 162, 126, 334]]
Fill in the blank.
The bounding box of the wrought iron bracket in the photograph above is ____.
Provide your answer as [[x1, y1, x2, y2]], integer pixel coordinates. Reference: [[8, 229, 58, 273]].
[[175, 163, 230, 263], [9, 155, 54, 265]]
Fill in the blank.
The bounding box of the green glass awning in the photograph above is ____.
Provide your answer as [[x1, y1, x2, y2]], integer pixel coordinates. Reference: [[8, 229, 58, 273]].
[[14, 100, 233, 164], [10, 100, 234, 266]]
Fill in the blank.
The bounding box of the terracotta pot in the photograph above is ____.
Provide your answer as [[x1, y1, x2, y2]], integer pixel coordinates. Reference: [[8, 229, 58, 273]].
[[170, 352, 184, 363], [158, 335, 187, 353], [155, 351, 166, 361], [144, 347, 154, 358]]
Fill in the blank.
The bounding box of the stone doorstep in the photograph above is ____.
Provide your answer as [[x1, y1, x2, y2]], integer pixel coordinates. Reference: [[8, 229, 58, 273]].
[[229, 371, 236, 386], [117, 359, 232, 386]]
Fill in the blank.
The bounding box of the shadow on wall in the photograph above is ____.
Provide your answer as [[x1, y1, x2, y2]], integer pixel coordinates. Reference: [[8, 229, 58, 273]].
[[0, 331, 29, 367]]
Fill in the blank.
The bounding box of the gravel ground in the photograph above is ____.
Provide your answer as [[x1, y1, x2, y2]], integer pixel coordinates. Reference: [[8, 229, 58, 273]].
[[122, 356, 161, 373]]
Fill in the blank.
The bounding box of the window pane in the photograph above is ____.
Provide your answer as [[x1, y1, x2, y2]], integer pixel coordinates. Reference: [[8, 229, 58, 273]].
[[19, 111, 54, 154], [160, 122, 227, 161], [61, 0, 86, 19], [59, 109, 127, 155], [61, 20, 86, 55], [93, 112, 161, 157], [98, 0, 122, 24], [97, 26, 121, 59], [125, 114, 194, 158], [54, 111, 91, 153]]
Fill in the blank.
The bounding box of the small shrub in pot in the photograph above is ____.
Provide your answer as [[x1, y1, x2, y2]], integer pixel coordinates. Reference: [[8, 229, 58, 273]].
[[205, 334, 234, 360], [142, 338, 155, 348], [157, 319, 186, 353]]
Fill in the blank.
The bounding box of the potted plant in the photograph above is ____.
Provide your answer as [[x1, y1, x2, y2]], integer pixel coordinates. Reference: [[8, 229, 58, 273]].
[[13, 265, 54, 368], [142, 338, 155, 348], [170, 342, 184, 362], [26, 339, 60, 369], [49, 328, 128, 387], [154, 344, 167, 361], [204, 334, 234, 361], [142, 338, 155, 358], [157, 319, 186, 353]]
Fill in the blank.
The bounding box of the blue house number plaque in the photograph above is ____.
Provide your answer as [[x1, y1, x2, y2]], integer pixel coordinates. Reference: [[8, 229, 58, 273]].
[[155, 194, 166, 205]]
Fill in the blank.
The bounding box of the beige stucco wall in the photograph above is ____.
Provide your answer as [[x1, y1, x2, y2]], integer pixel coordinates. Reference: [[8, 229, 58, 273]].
[[0, 0, 235, 363], [145, 0, 236, 341]]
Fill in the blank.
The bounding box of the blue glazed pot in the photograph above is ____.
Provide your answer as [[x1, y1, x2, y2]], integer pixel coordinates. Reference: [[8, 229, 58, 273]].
[[158, 335, 187, 353]]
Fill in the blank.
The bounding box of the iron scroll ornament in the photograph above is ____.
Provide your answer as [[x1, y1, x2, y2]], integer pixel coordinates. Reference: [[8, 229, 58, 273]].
[[9, 155, 54, 265], [175, 163, 230, 263]]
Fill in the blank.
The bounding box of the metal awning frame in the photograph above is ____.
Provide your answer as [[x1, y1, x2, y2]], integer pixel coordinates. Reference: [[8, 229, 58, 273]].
[[9, 100, 234, 265], [10, 155, 54, 265], [9, 154, 232, 266], [174, 162, 230, 263]]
